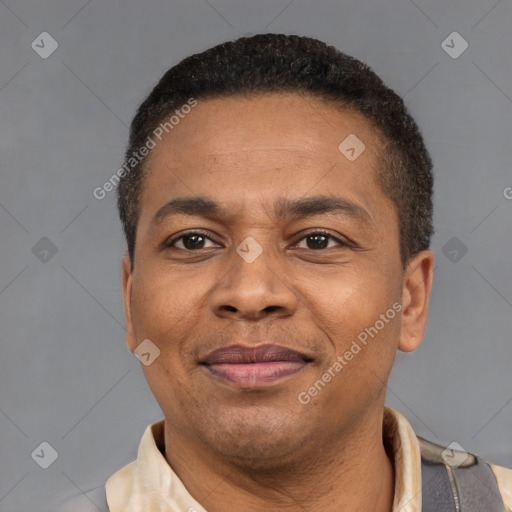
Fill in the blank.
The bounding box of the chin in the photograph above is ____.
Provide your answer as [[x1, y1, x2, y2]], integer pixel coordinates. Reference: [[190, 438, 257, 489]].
[[195, 408, 313, 469]]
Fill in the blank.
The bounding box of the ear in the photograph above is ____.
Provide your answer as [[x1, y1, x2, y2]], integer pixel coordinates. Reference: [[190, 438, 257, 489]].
[[122, 253, 137, 353], [398, 250, 434, 353]]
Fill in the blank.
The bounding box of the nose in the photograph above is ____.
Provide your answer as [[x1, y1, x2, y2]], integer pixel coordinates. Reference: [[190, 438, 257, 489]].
[[209, 246, 298, 322]]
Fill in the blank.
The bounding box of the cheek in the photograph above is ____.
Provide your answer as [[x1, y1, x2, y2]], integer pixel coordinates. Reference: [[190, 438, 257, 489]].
[[132, 271, 204, 412], [315, 296, 401, 409], [128, 274, 207, 402], [304, 266, 393, 341], [130, 268, 204, 342], [305, 266, 401, 392]]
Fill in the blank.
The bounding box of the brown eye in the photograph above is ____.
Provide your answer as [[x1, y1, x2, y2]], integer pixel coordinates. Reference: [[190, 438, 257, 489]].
[[179, 234, 206, 250], [306, 234, 329, 249], [166, 231, 219, 251], [294, 231, 348, 250]]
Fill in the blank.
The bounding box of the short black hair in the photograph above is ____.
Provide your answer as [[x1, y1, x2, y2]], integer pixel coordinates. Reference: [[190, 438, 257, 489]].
[[117, 33, 433, 269]]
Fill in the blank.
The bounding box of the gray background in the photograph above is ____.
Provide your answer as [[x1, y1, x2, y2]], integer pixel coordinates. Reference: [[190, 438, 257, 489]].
[[1, 0, 511, 510]]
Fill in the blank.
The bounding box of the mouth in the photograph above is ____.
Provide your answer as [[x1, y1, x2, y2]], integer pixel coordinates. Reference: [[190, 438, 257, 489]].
[[200, 344, 313, 388]]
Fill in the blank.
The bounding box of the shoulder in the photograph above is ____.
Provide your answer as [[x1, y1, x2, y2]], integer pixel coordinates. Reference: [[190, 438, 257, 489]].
[[418, 436, 512, 511], [490, 464, 512, 511]]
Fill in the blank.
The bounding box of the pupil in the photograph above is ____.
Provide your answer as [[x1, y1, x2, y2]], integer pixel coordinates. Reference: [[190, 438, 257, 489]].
[[184, 235, 204, 249], [181, 234, 329, 250], [309, 234, 327, 249]]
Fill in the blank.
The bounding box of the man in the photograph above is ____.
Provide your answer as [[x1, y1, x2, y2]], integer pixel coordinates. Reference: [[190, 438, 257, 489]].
[[61, 33, 511, 511]]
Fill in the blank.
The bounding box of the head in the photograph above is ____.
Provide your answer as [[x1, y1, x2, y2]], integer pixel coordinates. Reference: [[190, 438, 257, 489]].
[[118, 34, 434, 467]]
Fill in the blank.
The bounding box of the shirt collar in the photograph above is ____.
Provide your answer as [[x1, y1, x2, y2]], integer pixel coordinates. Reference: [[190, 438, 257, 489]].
[[383, 407, 422, 511], [106, 406, 423, 511]]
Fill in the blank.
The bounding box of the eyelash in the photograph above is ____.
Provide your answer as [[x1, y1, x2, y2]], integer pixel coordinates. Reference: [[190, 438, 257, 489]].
[[164, 229, 351, 251]]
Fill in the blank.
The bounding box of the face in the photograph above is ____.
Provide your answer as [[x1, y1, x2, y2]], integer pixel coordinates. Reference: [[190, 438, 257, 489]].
[[122, 93, 433, 465]]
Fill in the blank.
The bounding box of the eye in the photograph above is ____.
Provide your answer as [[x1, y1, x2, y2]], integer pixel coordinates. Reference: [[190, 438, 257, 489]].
[[163, 229, 350, 252], [165, 230, 220, 251], [292, 231, 349, 250]]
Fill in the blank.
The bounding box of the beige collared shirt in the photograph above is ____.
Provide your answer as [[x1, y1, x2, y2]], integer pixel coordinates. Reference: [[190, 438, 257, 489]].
[[59, 406, 512, 511]]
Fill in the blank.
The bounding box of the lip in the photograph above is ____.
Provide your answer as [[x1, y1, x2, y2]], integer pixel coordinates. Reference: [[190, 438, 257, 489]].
[[201, 344, 312, 388]]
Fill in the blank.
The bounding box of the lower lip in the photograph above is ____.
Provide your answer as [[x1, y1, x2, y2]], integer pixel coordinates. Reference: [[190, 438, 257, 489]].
[[204, 361, 307, 387]]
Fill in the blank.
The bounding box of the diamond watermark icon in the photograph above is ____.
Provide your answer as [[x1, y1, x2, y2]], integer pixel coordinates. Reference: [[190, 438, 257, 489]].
[[442, 441, 469, 468], [338, 134, 365, 161], [134, 339, 161, 366], [32, 237, 58, 263], [441, 32, 468, 59], [31, 32, 59, 59], [442, 236, 468, 263], [31, 442, 58, 469], [236, 237, 263, 263]]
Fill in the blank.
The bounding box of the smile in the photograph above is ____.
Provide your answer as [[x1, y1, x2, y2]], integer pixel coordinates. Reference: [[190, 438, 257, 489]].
[[200, 344, 312, 388]]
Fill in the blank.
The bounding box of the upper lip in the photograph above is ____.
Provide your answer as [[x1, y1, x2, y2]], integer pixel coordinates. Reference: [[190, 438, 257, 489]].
[[201, 344, 312, 365]]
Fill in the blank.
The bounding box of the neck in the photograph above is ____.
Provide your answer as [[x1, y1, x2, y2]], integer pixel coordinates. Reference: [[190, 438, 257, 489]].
[[163, 405, 395, 512]]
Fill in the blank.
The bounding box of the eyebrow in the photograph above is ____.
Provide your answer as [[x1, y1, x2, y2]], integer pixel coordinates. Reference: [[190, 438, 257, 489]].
[[152, 195, 372, 226]]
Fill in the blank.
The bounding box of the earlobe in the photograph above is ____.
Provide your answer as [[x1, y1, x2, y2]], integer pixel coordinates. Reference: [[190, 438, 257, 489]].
[[398, 250, 435, 353], [122, 253, 137, 353]]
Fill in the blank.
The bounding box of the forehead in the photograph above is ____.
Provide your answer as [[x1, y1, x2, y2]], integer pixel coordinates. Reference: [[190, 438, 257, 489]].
[[146, 93, 381, 168], [138, 93, 394, 233]]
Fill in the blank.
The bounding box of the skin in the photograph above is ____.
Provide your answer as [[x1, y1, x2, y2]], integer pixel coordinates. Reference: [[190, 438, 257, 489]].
[[121, 93, 434, 512]]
